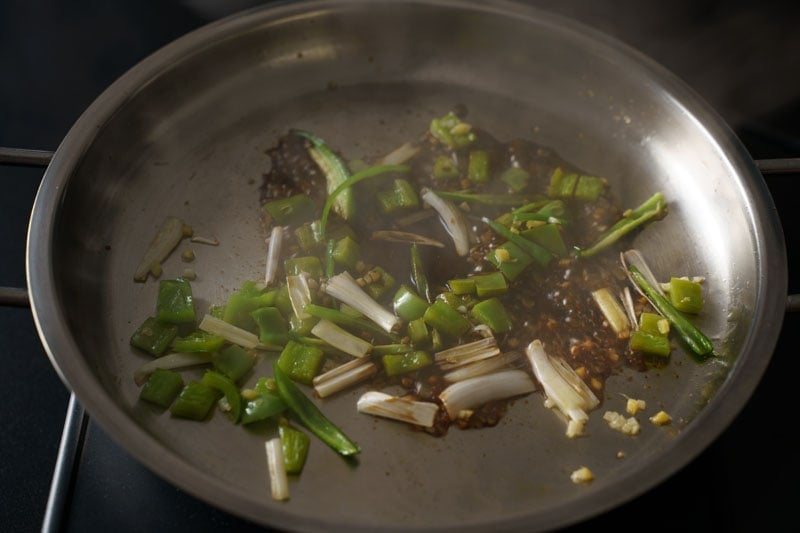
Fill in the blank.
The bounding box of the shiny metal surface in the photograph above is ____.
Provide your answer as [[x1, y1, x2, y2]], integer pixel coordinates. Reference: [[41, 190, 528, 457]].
[[26, 1, 787, 531]]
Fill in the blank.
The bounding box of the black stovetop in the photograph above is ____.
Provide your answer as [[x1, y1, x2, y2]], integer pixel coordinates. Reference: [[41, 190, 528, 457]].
[[1, 1, 798, 531]]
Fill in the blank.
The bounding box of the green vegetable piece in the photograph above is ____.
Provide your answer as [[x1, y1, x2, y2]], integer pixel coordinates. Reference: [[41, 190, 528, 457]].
[[547, 167, 578, 198], [250, 306, 289, 346], [628, 266, 714, 358], [377, 178, 420, 213], [371, 343, 413, 356], [364, 267, 395, 301], [485, 241, 534, 281], [410, 243, 432, 303], [433, 155, 459, 180], [284, 256, 324, 278], [170, 381, 218, 421], [264, 194, 317, 226], [482, 217, 552, 268], [473, 272, 508, 297], [280, 423, 311, 474], [500, 167, 530, 192], [407, 317, 430, 347], [319, 162, 410, 239], [423, 300, 471, 340], [130, 316, 178, 356], [578, 192, 668, 258], [447, 278, 476, 296], [241, 379, 286, 425], [273, 285, 294, 318], [382, 350, 433, 377], [212, 344, 255, 383], [222, 283, 277, 332], [470, 297, 513, 334], [289, 314, 319, 336], [304, 303, 399, 343], [201, 370, 242, 423], [156, 278, 196, 324], [295, 222, 323, 252], [171, 331, 225, 353], [392, 285, 429, 322], [468, 149, 490, 183], [629, 330, 672, 357], [429, 111, 476, 149], [293, 129, 355, 222], [574, 175, 606, 201], [273, 362, 360, 457], [277, 340, 325, 385], [521, 223, 568, 257], [640, 312, 669, 336], [669, 277, 704, 314], [139, 368, 184, 408], [332, 236, 361, 270]]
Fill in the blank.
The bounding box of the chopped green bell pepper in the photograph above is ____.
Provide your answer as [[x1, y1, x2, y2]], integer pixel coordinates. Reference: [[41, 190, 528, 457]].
[[201, 370, 242, 423], [470, 297, 513, 334], [382, 350, 433, 377], [139, 368, 184, 408], [279, 423, 311, 474], [212, 344, 255, 383], [423, 300, 471, 340], [130, 316, 178, 356], [277, 340, 325, 385], [170, 381, 218, 421], [156, 278, 196, 324]]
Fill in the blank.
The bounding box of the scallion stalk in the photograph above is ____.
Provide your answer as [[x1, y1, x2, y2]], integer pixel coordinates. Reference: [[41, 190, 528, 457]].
[[323, 272, 401, 333], [438, 369, 536, 419]]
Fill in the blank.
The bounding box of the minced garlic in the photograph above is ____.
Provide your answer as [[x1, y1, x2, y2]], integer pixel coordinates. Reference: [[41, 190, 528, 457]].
[[603, 411, 641, 435], [626, 397, 646, 415], [570, 466, 594, 484], [650, 410, 672, 426]]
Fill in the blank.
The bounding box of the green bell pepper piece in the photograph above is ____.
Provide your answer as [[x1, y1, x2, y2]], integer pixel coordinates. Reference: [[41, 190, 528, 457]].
[[156, 278, 195, 324], [171, 331, 225, 353], [279, 423, 311, 474], [250, 306, 289, 345], [212, 344, 255, 383], [264, 194, 317, 226], [284, 256, 324, 278], [629, 330, 672, 357], [500, 167, 530, 192], [130, 316, 178, 356], [473, 271, 508, 297], [423, 301, 471, 340], [201, 370, 242, 423], [470, 297, 513, 334], [392, 285, 429, 322], [139, 368, 184, 408], [468, 149, 490, 183], [170, 381, 218, 421], [277, 340, 325, 385], [669, 277, 704, 314], [382, 350, 433, 377]]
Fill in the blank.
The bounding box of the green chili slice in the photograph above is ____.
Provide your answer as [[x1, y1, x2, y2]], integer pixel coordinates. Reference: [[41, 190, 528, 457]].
[[273, 362, 360, 457]]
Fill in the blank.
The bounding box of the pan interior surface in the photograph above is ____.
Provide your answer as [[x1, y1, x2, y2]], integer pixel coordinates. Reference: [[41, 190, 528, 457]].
[[27, 1, 785, 531]]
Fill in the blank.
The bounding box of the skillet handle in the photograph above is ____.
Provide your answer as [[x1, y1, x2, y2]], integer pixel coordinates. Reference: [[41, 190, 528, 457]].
[[0, 147, 49, 307], [755, 158, 800, 312]]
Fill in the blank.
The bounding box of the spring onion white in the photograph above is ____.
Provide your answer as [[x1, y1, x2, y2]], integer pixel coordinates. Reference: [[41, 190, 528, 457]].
[[133, 216, 188, 282], [525, 340, 599, 438], [133, 351, 212, 386], [443, 350, 522, 383], [265, 438, 289, 501], [313, 358, 377, 398], [264, 225, 284, 286], [439, 369, 537, 419], [434, 337, 500, 370], [357, 391, 439, 428], [311, 318, 372, 358], [286, 274, 312, 320], [590, 288, 631, 338], [199, 314, 260, 349], [420, 187, 471, 256], [380, 142, 420, 165], [323, 272, 401, 333]]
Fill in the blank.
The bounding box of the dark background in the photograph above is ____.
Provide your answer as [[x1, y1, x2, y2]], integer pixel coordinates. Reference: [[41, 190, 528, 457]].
[[1, 1, 798, 531]]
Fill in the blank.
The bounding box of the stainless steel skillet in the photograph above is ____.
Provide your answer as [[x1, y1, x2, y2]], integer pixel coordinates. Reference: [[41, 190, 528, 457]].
[[20, 1, 791, 531]]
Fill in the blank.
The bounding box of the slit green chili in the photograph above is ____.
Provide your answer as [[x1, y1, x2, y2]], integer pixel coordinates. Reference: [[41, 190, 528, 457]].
[[273, 362, 360, 457], [410, 243, 432, 304], [481, 217, 552, 268], [628, 265, 714, 358]]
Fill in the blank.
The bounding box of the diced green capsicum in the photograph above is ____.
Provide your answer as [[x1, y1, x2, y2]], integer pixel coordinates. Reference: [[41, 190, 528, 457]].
[[629, 330, 672, 357], [669, 277, 704, 314], [423, 300, 471, 340], [264, 194, 317, 226], [473, 272, 508, 297], [485, 241, 534, 281], [250, 306, 289, 345], [241, 377, 287, 425], [170, 381, 218, 421], [332, 236, 361, 270], [156, 278, 196, 324], [171, 331, 226, 353], [433, 155, 459, 180], [277, 340, 325, 385], [520, 223, 568, 257], [382, 350, 433, 377], [500, 167, 530, 192], [139, 368, 184, 408], [279, 423, 311, 474], [468, 149, 490, 183], [392, 285, 429, 321], [377, 178, 420, 213], [284, 256, 324, 278], [470, 297, 513, 334], [130, 316, 178, 356], [212, 344, 255, 383], [201, 370, 242, 423]]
